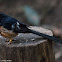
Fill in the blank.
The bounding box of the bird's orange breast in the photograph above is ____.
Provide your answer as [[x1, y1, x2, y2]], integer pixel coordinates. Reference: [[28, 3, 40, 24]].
[[0, 26, 18, 38], [1, 32, 18, 38]]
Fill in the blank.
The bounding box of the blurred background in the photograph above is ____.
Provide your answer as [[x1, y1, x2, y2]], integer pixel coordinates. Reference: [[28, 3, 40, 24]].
[[0, 0, 62, 62]]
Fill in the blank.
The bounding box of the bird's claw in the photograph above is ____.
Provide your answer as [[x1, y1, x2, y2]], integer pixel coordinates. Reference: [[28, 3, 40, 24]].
[[6, 39, 12, 45]]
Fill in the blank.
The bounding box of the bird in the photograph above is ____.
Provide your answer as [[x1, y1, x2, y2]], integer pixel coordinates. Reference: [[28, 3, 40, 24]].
[[0, 13, 62, 44]]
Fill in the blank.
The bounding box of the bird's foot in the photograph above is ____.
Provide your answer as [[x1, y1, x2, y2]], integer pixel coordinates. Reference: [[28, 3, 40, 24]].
[[5, 39, 16, 45], [6, 39, 13, 45]]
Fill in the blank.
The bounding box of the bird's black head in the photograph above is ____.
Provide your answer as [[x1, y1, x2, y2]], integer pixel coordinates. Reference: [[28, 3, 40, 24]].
[[0, 13, 18, 30]]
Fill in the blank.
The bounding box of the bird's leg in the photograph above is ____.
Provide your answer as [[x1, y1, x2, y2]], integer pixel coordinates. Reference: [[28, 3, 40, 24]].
[[8, 39, 13, 44]]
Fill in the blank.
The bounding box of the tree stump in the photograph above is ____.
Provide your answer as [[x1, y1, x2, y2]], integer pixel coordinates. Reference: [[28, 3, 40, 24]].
[[0, 26, 55, 62]]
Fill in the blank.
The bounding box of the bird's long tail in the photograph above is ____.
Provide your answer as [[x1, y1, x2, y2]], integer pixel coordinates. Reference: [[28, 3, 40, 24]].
[[28, 29, 62, 43]]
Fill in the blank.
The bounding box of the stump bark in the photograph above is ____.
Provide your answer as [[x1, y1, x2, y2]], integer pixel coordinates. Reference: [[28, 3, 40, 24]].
[[0, 26, 55, 62]]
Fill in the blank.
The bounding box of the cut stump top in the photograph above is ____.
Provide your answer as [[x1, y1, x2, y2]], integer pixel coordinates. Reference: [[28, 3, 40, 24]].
[[0, 26, 53, 47]]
